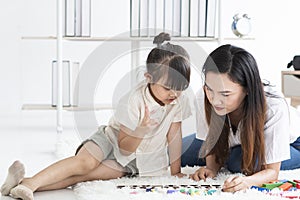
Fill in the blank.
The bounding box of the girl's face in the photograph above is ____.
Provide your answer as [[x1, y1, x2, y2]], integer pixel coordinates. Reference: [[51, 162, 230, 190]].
[[150, 83, 182, 105], [204, 72, 247, 116]]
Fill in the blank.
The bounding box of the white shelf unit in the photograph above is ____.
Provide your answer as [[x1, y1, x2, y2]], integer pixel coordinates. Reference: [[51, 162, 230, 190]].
[[22, 0, 253, 133], [22, 0, 223, 134]]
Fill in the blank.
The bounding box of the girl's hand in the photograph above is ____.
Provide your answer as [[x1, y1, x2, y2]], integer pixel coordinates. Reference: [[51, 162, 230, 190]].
[[222, 176, 251, 192], [140, 105, 158, 127], [190, 167, 217, 181]]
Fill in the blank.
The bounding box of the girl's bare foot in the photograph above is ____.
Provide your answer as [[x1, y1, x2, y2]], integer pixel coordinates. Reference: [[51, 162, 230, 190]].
[[10, 184, 33, 200], [1, 161, 25, 195]]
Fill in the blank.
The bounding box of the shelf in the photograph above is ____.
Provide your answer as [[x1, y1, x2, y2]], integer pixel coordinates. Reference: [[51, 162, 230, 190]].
[[22, 104, 114, 111], [21, 36, 218, 42], [223, 37, 255, 40], [22, 35, 256, 41], [282, 70, 300, 75]]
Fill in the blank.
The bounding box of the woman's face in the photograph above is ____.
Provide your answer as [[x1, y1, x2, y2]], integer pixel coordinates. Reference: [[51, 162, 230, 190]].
[[204, 72, 247, 116]]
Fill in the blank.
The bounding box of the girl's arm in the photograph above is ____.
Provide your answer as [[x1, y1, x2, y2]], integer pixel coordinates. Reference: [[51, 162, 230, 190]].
[[167, 122, 184, 176], [118, 125, 148, 155], [118, 106, 157, 156], [222, 162, 280, 192]]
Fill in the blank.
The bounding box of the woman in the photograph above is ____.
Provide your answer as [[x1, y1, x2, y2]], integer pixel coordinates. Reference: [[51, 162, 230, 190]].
[[182, 44, 300, 192]]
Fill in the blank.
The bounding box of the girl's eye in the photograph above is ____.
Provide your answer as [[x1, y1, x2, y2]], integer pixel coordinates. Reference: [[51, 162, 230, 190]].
[[221, 94, 229, 97], [163, 87, 171, 91]]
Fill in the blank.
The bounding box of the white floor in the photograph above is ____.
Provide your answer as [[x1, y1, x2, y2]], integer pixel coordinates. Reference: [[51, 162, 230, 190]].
[[0, 111, 85, 199], [0, 110, 197, 200]]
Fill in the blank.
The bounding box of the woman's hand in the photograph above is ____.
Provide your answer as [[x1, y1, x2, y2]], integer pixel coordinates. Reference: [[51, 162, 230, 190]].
[[221, 163, 280, 192], [173, 172, 187, 178], [190, 167, 217, 181], [222, 176, 251, 192]]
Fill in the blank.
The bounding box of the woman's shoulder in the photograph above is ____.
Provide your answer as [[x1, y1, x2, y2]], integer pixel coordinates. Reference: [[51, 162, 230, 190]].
[[264, 86, 289, 119]]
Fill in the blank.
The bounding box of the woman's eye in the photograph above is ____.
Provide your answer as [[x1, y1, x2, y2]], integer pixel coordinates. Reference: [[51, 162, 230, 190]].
[[205, 86, 212, 91]]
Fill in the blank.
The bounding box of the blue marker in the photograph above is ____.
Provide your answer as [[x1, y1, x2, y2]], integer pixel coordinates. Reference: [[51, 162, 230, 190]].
[[250, 186, 270, 192]]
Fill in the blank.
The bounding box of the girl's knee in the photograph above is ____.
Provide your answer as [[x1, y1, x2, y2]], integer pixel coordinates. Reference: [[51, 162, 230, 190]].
[[75, 155, 100, 173]]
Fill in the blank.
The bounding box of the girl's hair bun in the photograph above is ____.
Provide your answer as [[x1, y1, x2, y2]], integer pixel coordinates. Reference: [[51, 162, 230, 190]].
[[153, 32, 171, 46]]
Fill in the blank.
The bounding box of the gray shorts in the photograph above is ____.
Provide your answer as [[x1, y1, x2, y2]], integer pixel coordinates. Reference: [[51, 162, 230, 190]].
[[75, 125, 138, 176]]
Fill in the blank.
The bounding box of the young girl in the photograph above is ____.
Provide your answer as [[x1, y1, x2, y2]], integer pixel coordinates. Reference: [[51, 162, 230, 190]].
[[1, 32, 191, 200], [181, 44, 300, 192]]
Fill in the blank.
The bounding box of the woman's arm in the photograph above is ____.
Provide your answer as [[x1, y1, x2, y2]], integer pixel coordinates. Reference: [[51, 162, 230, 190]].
[[222, 162, 280, 192], [167, 122, 183, 176]]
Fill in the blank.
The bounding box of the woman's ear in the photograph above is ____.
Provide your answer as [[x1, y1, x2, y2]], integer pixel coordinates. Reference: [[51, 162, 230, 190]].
[[144, 72, 152, 82]]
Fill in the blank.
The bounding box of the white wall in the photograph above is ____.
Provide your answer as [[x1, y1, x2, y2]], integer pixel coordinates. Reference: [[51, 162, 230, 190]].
[[0, 1, 21, 113], [1, 0, 300, 114]]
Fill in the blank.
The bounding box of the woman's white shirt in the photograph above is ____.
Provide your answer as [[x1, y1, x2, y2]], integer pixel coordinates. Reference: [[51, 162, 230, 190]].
[[195, 87, 300, 164]]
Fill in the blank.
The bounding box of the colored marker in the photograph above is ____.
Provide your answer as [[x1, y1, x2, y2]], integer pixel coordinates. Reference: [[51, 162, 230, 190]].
[[262, 182, 283, 190], [278, 182, 293, 191], [251, 186, 270, 192]]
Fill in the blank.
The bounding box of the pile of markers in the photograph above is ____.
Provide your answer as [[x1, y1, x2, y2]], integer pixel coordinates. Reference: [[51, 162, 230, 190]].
[[251, 179, 300, 199], [117, 184, 221, 196]]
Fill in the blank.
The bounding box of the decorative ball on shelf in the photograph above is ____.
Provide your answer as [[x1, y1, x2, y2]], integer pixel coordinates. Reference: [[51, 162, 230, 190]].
[[231, 14, 252, 37]]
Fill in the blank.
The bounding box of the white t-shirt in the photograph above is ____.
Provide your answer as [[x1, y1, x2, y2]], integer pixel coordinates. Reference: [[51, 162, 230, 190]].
[[195, 86, 300, 164], [105, 81, 192, 176]]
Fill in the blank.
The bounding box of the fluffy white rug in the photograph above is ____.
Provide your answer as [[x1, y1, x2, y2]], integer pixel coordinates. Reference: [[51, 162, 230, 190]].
[[56, 135, 300, 200]]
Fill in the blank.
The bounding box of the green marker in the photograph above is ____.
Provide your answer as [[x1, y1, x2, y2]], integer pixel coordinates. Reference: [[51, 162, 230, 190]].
[[262, 182, 283, 190]]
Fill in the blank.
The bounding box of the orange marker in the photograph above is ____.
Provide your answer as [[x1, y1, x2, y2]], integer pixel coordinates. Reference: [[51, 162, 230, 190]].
[[278, 182, 293, 191]]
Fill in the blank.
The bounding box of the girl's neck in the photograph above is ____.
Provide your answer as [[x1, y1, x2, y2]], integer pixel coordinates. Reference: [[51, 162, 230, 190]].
[[148, 84, 165, 106]]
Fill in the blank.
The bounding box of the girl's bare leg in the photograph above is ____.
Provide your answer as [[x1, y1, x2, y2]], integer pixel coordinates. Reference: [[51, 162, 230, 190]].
[[37, 159, 125, 191], [9, 141, 105, 200]]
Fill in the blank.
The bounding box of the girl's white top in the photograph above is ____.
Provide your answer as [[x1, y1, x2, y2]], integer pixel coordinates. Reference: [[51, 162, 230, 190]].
[[105, 81, 192, 176]]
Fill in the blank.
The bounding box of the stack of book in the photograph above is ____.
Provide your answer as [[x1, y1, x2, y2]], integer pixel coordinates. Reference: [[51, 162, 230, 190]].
[[52, 61, 80, 107], [64, 0, 91, 37], [130, 0, 217, 38]]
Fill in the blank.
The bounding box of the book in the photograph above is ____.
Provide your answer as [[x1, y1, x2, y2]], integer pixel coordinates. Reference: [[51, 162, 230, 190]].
[[180, 0, 190, 37], [140, 0, 149, 36], [148, 0, 156, 36], [65, 0, 75, 36], [81, 0, 91, 37], [75, 0, 82, 36], [70, 62, 80, 106], [52, 60, 71, 107], [205, 0, 217, 37], [130, 0, 140, 36], [155, 0, 164, 35], [198, 0, 206, 37], [164, 0, 173, 34], [172, 0, 181, 36], [189, 0, 199, 37]]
